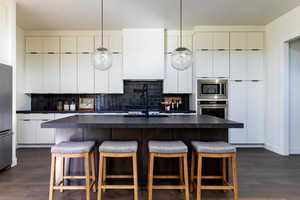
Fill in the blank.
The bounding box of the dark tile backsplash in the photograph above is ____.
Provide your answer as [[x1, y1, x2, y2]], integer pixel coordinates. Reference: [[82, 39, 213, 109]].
[[31, 81, 190, 112]]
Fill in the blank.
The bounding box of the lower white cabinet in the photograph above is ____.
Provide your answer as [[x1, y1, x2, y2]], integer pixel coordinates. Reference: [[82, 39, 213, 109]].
[[163, 54, 192, 94], [17, 114, 55, 145], [229, 81, 265, 144]]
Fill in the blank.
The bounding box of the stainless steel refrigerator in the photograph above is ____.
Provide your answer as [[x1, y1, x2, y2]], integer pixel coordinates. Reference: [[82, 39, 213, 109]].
[[0, 64, 12, 170]]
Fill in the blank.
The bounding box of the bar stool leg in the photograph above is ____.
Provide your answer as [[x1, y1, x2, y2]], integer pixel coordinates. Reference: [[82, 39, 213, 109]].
[[98, 154, 104, 200], [222, 158, 227, 186], [183, 154, 190, 200], [196, 154, 202, 200], [49, 154, 56, 200], [91, 152, 96, 192], [179, 157, 184, 193], [60, 157, 64, 193], [102, 157, 106, 192], [190, 151, 195, 192], [132, 153, 139, 200], [148, 153, 154, 200], [85, 153, 91, 200], [232, 154, 238, 200]]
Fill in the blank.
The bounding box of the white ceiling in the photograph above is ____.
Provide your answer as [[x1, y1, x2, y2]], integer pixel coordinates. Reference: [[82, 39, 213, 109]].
[[16, 0, 300, 30]]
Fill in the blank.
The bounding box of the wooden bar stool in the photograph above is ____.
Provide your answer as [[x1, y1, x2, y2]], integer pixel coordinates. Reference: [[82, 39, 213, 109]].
[[97, 141, 138, 200], [147, 140, 189, 200], [49, 141, 96, 200], [190, 141, 238, 200]]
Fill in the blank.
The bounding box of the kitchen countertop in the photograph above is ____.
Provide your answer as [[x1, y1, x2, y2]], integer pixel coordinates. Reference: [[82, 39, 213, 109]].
[[41, 114, 243, 129], [17, 110, 196, 114]]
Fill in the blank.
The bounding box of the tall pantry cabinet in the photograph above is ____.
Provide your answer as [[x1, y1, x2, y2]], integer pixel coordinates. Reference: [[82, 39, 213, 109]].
[[229, 32, 265, 144]]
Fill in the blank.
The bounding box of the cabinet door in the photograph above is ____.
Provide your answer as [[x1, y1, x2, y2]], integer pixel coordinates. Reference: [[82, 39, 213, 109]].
[[36, 120, 55, 144], [182, 35, 193, 50], [95, 35, 110, 50], [247, 50, 264, 80], [163, 54, 178, 93], [247, 81, 265, 144], [213, 32, 229, 50], [109, 54, 123, 94], [43, 54, 60, 93], [18, 120, 36, 144], [229, 81, 248, 144], [230, 50, 247, 80], [61, 37, 77, 53], [25, 54, 43, 93], [95, 69, 109, 93], [166, 35, 178, 53], [77, 36, 94, 53], [213, 50, 229, 78], [26, 38, 43, 53], [78, 54, 94, 93], [194, 32, 213, 50], [195, 50, 213, 77], [110, 34, 122, 53], [230, 32, 247, 50], [43, 37, 60, 53], [60, 54, 78, 93], [247, 32, 264, 50], [178, 64, 193, 93]]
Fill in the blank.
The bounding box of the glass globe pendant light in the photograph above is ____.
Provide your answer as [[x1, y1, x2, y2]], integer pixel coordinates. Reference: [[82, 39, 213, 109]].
[[93, 0, 112, 71], [171, 0, 193, 71]]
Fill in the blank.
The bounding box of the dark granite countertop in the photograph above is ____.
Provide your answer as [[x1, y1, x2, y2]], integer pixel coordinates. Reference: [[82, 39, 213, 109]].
[[41, 115, 243, 129], [17, 110, 196, 114]]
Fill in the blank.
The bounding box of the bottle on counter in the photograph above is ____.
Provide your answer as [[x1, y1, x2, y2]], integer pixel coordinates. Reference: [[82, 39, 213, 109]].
[[64, 101, 70, 111], [57, 100, 63, 111], [70, 100, 76, 111]]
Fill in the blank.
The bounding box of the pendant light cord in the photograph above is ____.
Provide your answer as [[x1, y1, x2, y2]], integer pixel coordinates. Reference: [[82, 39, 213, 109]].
[[101, 0, 104, 48], [180, 0, 182, 47]]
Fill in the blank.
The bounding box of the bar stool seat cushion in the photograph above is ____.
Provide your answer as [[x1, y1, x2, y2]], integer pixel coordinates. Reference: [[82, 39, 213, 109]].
[[51, 141, 95, 154], [191, 141, 236, 153], [148, 140, 188, 154], [99, 141, 138, 153]]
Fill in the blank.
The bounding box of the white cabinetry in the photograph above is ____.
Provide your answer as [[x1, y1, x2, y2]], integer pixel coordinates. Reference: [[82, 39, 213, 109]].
[[164, 54, 192, 94], [194, 32, 229, 78], [43, 54, 60, 93], [78, 54, 94, 93], [60, 54, 78, 93], [77, 36, 94, 53], [17, 114, 55, 145], [25, 54, 43, 93], [61, 37, 77, 53], [229, 81, 265, 144]]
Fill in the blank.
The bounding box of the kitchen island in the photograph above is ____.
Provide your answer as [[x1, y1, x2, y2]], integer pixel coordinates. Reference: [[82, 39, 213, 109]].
[[42, 114, 243, 185]]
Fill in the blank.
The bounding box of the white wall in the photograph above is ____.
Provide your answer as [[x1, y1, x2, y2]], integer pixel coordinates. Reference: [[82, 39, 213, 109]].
[[289, 39, 300, 154], [0, 0, 17, 166], [16, 26, 30, 110], [265, 5, 300, 155]]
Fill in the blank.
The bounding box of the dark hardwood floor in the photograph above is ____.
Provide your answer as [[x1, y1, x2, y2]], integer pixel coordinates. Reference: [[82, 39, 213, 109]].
[[0, 148, 299, 200]]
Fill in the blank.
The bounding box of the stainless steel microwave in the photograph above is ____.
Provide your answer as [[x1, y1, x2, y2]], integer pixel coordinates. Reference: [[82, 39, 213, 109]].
[[197, 80, 228, 100]]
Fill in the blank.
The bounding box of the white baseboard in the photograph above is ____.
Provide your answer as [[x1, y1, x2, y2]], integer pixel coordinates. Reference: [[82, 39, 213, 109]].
[[264, 143, 287, 155], [17, 144, 53, 148], [290, 147, 300, 154], [232, 144, 265, 148]]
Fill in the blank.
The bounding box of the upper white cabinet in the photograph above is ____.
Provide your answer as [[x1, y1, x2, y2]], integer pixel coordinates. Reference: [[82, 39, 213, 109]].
[[163, 54, 192, 94], [60, 54, 78, 93], [25, 38, 43, 53], [95, 33, 122, 53], [78, 54, 94, 93], [194, 32, 213, 50], [247, 32, 264, 50], [25, 54, 43, 93], [213, 50, 229, 77], [230, 50, 247, 80], [213, 32, 229, 50], [247, 50, 264, 80], [43, 37, 60, 53], [123, 29, 165, 80], [109, 54, 124, 93], [95, 53, 123, 94], [26, 37, 59, 53], [43, 54, 60, 93], [60, 37, 77, 53], [77, 36, 94, 53], [230, 33, 247, 50], [195, 50, 213, 77]]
